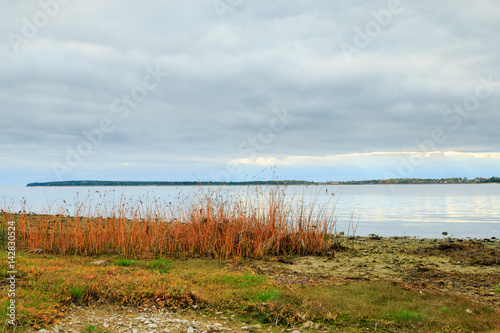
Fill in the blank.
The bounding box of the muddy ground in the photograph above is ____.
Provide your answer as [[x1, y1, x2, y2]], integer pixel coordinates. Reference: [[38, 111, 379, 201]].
[[250, 236, 500, 309]]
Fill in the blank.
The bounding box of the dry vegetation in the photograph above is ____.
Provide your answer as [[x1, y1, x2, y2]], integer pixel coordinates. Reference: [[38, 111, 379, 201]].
[[5, 186, 337, 260]]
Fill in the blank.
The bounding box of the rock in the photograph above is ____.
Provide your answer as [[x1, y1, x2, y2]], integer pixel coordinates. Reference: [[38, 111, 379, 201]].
[[302, 321, 314, 328], [38, 330, 50, 333], [91, 260, 108, 266], [187, 327, 196, 333]]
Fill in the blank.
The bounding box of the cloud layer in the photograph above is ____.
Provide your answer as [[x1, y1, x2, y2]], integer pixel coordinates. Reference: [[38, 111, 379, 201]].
[[1, 0, 500, 185]]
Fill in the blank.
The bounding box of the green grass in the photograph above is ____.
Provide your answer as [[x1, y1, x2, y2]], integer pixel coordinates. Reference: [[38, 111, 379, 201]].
[[70, 286, 85, 303], [390, 309, 423, 322], [254, 290, 281, 302], [79, 325, 112, 333], [494, 285, 500, 292], [440, 306, 451, 314], [145, 259, 173, 273], [114, 259, 135, 266], [220, 274, 264, 288], [294, 282, 499, 331]]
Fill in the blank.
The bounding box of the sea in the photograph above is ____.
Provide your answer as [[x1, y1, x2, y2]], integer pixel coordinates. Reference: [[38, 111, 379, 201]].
[[1, 184, 499, 239]]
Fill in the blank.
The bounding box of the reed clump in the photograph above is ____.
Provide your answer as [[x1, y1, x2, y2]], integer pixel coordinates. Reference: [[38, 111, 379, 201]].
[[3, 185, 337, 259]]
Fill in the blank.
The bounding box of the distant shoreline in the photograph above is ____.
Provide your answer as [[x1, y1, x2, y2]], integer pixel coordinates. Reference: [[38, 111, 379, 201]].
[[26, 177, 499, 187]]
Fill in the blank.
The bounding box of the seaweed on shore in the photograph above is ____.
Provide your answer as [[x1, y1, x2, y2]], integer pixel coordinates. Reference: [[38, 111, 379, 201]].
[[421, 240, 500, 266]]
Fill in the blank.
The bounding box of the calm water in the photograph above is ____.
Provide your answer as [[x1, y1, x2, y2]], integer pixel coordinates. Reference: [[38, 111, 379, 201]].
[[1, 184, 499, 239]]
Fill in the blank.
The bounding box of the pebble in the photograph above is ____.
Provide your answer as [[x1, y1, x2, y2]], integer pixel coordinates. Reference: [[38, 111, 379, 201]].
[[46, 306, 239, 333]]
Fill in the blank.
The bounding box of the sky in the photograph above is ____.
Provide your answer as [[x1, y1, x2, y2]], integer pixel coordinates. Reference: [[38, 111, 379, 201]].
[[1, 0, 499, 186]]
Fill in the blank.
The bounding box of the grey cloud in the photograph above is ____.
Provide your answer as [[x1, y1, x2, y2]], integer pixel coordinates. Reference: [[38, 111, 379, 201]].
[[1, 0, 499, 185]]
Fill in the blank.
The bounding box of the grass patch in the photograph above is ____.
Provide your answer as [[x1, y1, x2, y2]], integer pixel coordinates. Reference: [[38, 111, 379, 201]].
[[114, 259, 135, 266], [494, 285, 500, 292], [254, 290, 281, 302], [300, 282, 499, 331], [440, 306, 451, 314], [145, 259, 173, 273], [70, 286, 85, 303], [79, 325, 112, 333], [220, 274, 264, 288], [390, 309, 423, 322]]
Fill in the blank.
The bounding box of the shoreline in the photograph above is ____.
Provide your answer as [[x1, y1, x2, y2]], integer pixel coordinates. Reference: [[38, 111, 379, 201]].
[[1, 229, 499, 332]]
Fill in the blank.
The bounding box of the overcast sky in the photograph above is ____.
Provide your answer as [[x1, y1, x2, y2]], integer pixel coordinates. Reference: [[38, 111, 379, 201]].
[[1, 0, 499, 186]]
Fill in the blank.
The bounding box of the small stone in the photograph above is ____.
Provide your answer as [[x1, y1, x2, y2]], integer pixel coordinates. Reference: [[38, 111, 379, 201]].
[[187, 327, 196, 333], [147, 323, 158, 328], [91, 260, 108, 266]]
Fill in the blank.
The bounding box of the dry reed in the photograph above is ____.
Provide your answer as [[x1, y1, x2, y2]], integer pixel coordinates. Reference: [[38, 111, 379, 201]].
[[3, 185, 337, 259]]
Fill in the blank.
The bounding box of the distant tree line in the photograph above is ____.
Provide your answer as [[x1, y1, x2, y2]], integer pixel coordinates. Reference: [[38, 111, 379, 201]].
[[330, 177, 500, 185], [27, 177, 499, 187], [26, 180, 316, 187]]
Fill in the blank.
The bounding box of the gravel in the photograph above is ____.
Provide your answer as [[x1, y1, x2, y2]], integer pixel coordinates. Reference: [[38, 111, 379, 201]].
[[43, 305, 244, 333]]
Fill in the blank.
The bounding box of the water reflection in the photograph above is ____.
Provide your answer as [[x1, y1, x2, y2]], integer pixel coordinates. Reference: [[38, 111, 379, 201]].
[[1, 184, 499, 238]]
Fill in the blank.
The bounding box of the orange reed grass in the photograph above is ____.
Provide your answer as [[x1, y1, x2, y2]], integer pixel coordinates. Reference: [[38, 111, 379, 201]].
[[3, 185, 337, 260]]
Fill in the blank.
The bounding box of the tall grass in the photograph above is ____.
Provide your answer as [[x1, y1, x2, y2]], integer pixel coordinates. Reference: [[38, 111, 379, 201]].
[[2, 185, 337, 259]]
